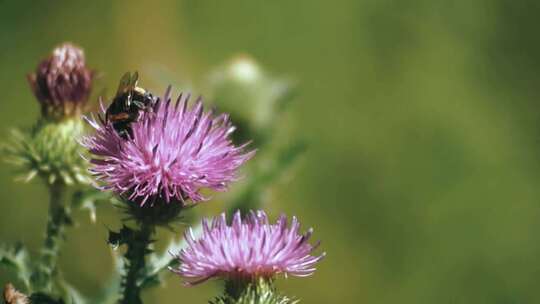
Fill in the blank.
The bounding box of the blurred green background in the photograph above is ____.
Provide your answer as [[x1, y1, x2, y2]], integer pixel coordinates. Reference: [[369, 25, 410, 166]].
[[2, 0, 540, 303]]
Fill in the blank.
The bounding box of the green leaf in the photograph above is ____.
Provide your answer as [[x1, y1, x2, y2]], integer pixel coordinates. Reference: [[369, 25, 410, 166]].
[[145, 223, 203, 284], [59, 281, 87, 304], [107, 225, 134, 248], [72, 189, 112, 223], [91, 251, 123, 304], [0, 242, 33, 291]]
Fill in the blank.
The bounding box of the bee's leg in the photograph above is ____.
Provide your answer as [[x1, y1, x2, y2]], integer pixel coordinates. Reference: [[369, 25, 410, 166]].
[[118, 129, 134, 140], [125, 127, 134, 139], [117, 129, 128, 140], [113, 121, 131, 140], [133, 100, 145, 108]]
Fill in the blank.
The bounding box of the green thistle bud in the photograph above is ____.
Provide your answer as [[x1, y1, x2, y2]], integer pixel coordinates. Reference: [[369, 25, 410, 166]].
[[209, 55, 296, 144], [5, 118, 90, 186]]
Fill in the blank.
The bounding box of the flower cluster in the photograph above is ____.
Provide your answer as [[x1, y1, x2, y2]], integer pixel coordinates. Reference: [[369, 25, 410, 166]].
[[171, 210, 325, 285], [83, 88, 255, 206], [3, 40, 323, 304]]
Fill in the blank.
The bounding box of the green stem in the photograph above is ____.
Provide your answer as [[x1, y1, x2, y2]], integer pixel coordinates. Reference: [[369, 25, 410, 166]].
[[120, 223, 153, 304], [32, 182, 70, 292]]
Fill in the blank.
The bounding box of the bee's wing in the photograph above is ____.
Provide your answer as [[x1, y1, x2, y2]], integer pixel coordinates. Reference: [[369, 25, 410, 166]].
[[116, 72, 133, 96], [131, 71, 140, 88], [115, 72, 141, 106], [125, 72, 141, 105]]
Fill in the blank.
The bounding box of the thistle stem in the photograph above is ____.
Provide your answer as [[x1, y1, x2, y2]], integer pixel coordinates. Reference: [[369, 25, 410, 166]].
[[120, 223, 153, 304], [32, 182, 70, 292]]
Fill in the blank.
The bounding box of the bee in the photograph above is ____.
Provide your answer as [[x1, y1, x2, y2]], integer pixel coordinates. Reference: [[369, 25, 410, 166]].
[[106, 72, 157, 139]]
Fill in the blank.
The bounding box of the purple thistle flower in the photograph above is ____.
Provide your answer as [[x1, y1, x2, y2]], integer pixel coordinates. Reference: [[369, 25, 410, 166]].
[[28, 42, 93, 119], [82, 88, 254, 206], [170, 210, 325, 285]]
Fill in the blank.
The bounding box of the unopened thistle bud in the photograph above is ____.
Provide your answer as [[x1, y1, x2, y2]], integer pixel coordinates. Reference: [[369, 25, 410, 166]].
[[6, 118, 91, 185], [209, 55, 295, 144], [27, 43, 93, 120], [5, 42, 94, 186]]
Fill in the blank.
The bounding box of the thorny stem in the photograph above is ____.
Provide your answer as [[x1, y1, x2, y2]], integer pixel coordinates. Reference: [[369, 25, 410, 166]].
[[32, 182, 71, 292], [120, 223, 153, 304]]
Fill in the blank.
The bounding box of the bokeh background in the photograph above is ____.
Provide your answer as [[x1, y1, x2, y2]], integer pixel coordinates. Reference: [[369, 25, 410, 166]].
[[2, 1, 540, 303]]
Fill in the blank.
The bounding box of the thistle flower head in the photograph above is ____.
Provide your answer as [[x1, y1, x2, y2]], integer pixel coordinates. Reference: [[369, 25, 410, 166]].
[[170, 210, 325, 285], [83, 88, 254, 206], [28, 42, 93, 120]]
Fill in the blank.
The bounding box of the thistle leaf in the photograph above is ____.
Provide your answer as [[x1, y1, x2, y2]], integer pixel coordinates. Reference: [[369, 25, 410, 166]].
[[72, 189, 112, 223], [0, 243, 32, 291], [145, 223, 203, 284]]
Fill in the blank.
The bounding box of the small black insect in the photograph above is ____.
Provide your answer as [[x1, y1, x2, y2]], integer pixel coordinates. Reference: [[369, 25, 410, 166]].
[[106, 72, 157, 139]]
